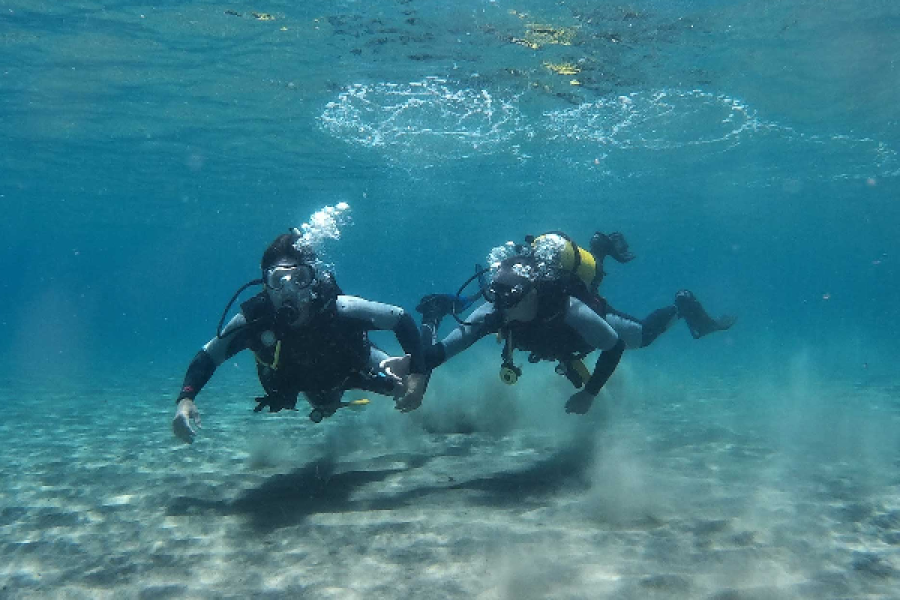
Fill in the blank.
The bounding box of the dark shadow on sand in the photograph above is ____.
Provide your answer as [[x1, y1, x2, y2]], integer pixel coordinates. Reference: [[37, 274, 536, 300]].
[[448, 436, 596, 507], [167, 437, 596, 529], [167, 455, 435, 531]]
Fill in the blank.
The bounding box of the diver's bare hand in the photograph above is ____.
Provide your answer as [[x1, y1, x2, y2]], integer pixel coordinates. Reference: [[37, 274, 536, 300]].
[[380, 354, 411, 381], [173, 398, 201, 444], [395, 373, 427, 413]]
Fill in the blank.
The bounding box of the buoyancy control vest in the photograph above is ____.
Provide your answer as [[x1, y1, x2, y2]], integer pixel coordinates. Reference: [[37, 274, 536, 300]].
[[240, 273, 372, 394], [500, 287, 594, 363], [496, 275, 607, 388]]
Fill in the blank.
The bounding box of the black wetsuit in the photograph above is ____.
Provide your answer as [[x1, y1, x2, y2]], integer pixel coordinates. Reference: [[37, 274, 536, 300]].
[[177, 283, 425, 414], [426, 288, 625, 396]]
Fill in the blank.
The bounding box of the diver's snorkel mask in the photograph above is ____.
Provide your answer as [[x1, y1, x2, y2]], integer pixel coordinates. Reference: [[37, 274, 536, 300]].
[[485, 255, 535, 312], [264, 263, 315, 292], [485, 282, 531, 310], [215, 262, 317, 339], [448, 255, 535, 325], [264, 263, 316, 325]]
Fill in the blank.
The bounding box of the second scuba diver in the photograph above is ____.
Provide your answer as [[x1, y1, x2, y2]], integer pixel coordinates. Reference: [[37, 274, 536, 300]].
[[419, 253, 628, 415], [172, 231, 428, 444], [414, 231, 736, 412]]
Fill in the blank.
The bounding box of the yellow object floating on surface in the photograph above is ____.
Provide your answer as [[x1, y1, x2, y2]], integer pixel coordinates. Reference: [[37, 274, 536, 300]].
[[512, 23, 577, 49], [543, 61, 580, 76], [253, 12, 275, 21]]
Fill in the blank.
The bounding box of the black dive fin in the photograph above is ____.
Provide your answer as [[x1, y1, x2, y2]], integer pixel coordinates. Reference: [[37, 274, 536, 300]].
[[675, 290, 736, 339]]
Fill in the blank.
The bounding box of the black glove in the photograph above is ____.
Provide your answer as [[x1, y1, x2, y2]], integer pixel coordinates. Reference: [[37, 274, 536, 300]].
[[416, 294, 457, 323], [254, 394, 298, 413]]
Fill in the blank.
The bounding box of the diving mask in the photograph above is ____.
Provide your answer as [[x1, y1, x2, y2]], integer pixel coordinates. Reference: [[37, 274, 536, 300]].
[[264, 263, 315, 291], [486, 282, 531, 310], [265, 263, 316, 325]]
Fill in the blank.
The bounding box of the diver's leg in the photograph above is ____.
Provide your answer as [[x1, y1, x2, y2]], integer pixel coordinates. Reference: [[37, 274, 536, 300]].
[[639, 306, 680, 347], [606, 292, 735, 347], [604, 304, 679, 349]]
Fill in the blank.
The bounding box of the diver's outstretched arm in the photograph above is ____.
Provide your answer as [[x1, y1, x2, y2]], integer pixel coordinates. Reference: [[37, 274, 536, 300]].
[[565, 338, 626, 414], [559, 297, 626, 414], [335, 296, 426, 373], [173, 314, 250, 444], [335, 296, 429, 411], [424, 301, 497, 370]]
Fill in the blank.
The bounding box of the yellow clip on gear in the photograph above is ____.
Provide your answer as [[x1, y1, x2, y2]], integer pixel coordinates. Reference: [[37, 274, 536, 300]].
[[346, 399, 370, 411], [569, 359, 591, 385], [254, 340, 282, 370]]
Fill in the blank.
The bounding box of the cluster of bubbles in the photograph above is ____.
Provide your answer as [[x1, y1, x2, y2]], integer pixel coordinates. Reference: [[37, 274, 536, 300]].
[[319, 77, 528, 163], [543, 90, 758, 150], [292, 202, 352, 267], [485, 233, 569, 283], [530, 234, 569, 279], [320, 80, 899, 181], [486, 241, 522, 273]]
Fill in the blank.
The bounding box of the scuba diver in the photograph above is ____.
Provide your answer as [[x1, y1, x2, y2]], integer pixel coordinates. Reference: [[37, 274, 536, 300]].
[[419, 253, 627, 415], [420, 231, 735, 352], [414, 231, 736, 407], [172, 231, 428, 444]]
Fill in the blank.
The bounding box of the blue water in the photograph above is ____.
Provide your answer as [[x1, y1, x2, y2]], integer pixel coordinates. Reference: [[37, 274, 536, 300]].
[[2, 0, 900, 597]]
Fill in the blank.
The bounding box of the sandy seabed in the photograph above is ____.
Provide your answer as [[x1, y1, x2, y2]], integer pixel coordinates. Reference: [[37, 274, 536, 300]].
[[1, 370, 899, 600]]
